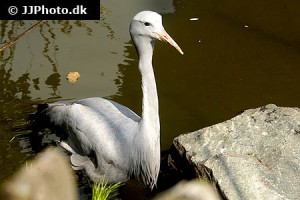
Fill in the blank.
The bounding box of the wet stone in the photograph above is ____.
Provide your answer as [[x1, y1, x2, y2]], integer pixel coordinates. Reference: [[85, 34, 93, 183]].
[[170, 104, 300, 200]]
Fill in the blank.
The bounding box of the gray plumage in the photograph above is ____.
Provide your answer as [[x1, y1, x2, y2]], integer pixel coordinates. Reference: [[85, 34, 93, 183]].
[[36, 11, 183, 189]]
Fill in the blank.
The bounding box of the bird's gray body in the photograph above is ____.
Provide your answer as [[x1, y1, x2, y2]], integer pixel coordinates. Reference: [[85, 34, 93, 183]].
[[43, 97, 142, 183], [35, 10, 182, 189]]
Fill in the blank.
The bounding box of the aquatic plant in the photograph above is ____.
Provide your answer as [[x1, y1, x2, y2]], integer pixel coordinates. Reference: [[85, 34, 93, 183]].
[[92, 181, 122, 200]]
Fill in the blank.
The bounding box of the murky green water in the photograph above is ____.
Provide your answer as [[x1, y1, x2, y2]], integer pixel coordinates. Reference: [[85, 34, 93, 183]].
[[1, 0, 300, 198]]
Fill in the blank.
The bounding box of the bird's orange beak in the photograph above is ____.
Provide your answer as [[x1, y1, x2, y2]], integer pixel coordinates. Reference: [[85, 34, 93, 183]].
[[154, 30, 184, 55]]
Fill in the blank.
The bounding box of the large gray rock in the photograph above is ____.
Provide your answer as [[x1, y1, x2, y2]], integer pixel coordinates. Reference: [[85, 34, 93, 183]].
[[170, 104, 300, 200]]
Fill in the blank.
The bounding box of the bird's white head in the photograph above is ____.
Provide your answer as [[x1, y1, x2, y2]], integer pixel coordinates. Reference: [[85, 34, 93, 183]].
[[130, 11, 183, 55]]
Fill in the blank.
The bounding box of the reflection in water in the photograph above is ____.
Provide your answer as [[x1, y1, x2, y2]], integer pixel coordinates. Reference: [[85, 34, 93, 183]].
[[0, 22, 35, 179], [45, 73, 61, 97], [0, 67, 30, 103], [111, 42, 141, 116], [14, 73, 31, 100], [99, 6, 115, 39], [39, 21, 61, 97], [0, 16, 121, 184], [0, 21, 17, 63], [0, 62, 34, 181]]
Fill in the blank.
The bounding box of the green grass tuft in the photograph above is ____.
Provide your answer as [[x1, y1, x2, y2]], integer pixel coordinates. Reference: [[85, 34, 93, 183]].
[[92, 181, 122, 200]]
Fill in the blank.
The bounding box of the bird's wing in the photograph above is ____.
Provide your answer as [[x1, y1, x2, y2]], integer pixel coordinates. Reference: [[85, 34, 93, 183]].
[[42, 97, 140, 169]]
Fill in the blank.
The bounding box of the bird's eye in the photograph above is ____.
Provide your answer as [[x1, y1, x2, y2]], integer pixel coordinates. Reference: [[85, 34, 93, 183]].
[[143, 22, 151, 27]]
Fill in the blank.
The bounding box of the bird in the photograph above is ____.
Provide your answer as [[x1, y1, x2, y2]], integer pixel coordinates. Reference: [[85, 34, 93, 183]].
[[34, 10, 183, 189]]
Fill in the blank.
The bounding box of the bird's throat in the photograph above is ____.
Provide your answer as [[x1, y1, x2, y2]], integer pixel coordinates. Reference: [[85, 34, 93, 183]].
[[136, 37, 160, 134], [139, 63, 159, 132]]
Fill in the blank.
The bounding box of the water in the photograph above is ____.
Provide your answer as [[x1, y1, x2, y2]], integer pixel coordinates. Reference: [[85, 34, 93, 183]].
[[1, 0, 300, 198]]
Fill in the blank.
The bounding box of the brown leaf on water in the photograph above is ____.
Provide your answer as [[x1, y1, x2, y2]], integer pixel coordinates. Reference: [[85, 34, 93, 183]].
[[66, 71, 80, 84]]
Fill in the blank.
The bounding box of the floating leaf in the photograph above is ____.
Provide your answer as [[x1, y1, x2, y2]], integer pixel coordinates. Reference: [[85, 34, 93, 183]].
[[66, 71, 80, 84]]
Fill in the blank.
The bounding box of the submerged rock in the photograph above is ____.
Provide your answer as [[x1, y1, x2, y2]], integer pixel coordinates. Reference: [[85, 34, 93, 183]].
[[169, 104, 300, 200]]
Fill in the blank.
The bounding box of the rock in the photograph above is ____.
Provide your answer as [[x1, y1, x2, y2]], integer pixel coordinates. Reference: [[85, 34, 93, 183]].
[[0, 147, 77, 200], [169, 104, 300, 200], [153, 179, 221, 200]]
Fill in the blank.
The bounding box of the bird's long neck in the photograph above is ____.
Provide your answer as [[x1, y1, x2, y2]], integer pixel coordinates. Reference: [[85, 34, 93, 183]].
[[131, 36, 160, 188], [137, 39, 160, 137]]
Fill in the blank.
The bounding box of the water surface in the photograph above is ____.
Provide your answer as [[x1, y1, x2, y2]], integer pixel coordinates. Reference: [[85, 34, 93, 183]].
[[0, 0, 300, 199]]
